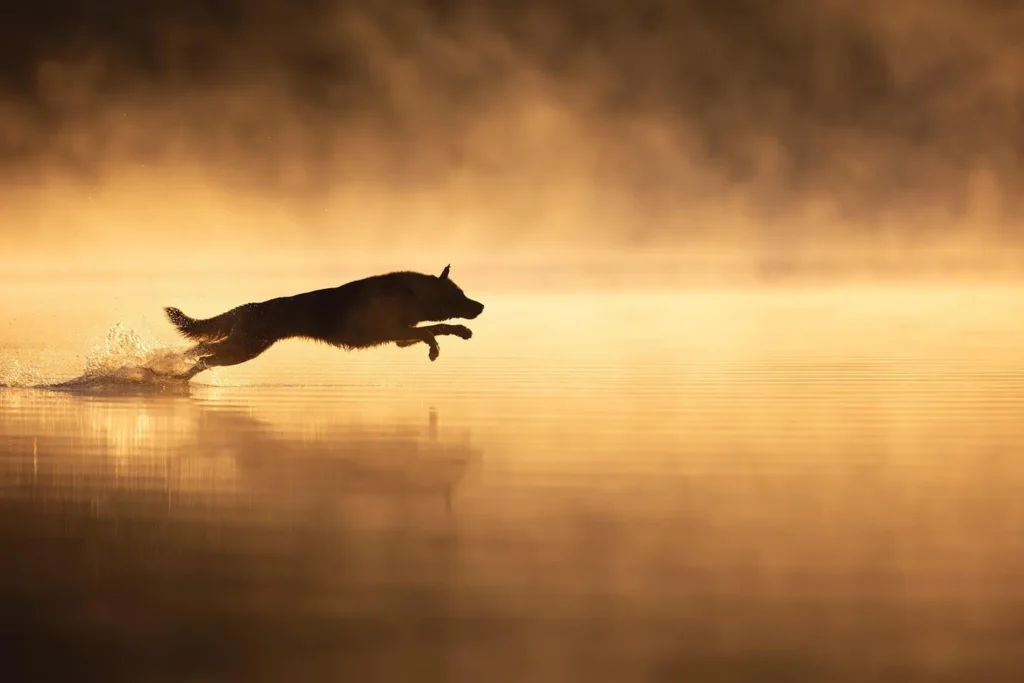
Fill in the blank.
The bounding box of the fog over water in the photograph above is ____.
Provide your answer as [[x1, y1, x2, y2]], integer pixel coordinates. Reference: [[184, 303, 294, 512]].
[[3, 0, 1024, 275]]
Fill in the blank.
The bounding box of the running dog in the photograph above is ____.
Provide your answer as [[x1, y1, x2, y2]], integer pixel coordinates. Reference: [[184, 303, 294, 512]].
[[164, 265, 484, 379]]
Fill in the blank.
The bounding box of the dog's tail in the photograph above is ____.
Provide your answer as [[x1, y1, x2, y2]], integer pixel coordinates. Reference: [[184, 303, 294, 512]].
[[164, 306, 237, 342]]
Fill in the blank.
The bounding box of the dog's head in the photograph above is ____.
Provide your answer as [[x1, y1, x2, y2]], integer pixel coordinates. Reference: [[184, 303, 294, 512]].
[[413, 265, 485, 322]]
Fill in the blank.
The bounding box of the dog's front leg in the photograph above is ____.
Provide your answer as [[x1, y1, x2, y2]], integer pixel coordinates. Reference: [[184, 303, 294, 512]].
[[395, 327, 440, 361], [395, 324, 472, 347], [419, 324, 473, 340]]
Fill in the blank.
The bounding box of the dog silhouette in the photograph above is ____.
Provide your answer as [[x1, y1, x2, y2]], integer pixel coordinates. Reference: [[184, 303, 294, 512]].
[[165, 265, 484, 379]]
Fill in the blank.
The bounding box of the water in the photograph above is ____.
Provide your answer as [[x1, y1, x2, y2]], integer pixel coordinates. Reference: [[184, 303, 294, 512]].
[[1, 278, 1023, 682]]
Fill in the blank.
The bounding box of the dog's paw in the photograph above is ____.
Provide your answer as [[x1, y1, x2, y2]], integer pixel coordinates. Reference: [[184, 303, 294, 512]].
[[451, 325, 473, 340], [428, 345, 440, 362]]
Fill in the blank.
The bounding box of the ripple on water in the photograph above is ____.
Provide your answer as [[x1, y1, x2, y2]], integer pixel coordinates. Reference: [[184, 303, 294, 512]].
[[1, 286, 1024, 681]]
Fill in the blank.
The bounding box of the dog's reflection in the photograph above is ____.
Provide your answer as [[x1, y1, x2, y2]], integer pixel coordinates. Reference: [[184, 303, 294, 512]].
[[0, 395, 484, 681], [0, 392, 481, 515], [192, 405, 477, 512]]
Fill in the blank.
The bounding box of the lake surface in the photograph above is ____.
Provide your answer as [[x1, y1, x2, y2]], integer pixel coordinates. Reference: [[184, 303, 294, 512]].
[[1, 279, 1023, 682]]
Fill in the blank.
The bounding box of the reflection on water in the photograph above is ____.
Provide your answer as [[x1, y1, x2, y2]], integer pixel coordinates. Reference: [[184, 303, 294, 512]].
[[1, 285, 1024, 682], [0, 393, 475, 514], [0, 390, 480, 682]]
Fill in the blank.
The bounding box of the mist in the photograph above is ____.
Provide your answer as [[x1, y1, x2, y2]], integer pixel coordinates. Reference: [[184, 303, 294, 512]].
[[3, 0, 1024, 275]]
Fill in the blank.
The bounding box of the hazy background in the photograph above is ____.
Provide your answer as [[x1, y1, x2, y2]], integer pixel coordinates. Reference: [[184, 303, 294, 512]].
[[4, 8, 1024, 679], [3, 0, 1024, 277]]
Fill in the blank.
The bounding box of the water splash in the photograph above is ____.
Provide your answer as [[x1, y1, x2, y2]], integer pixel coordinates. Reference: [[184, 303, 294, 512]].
[[1, 324, 202, 393], [0, 358, 47, 388]]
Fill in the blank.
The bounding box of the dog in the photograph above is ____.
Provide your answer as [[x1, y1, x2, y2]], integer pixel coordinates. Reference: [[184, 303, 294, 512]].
[[164, 265, 484, 379]]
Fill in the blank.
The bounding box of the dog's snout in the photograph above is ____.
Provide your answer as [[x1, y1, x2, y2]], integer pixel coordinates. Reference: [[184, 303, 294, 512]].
[[466, 300, 484, 319]]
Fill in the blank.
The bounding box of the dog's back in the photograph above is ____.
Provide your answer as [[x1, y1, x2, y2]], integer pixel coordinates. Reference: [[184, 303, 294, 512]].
[[166, 272, 418, 344]]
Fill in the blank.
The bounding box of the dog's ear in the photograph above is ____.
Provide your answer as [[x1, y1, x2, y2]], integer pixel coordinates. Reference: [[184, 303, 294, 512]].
[[439, 264, 450, 280]]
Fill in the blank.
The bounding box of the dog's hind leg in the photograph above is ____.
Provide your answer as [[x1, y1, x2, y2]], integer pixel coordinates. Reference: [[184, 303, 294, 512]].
[[203, 336, 276, 368], [180, 332, 276, 378], [169, 341, 216, 380], [175, 358, 211, 381]]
